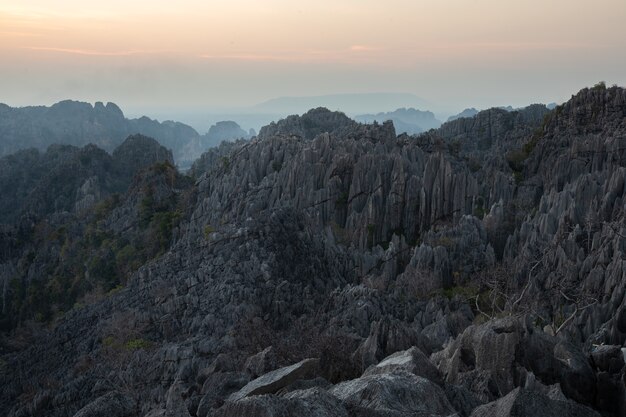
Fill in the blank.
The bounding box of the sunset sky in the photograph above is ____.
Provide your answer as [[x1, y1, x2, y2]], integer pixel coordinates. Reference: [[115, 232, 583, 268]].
[[1, 0, 625, 117]]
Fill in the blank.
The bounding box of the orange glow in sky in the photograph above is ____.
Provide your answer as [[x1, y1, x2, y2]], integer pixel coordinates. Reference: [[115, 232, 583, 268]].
[[1, 0, 625, 113]]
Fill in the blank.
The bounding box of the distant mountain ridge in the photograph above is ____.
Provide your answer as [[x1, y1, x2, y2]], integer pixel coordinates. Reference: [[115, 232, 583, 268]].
[[1, 85, 626, 417], [254, 92, 430, 115], [355, 108, 442, 134], [257, 107, 358, 140], [204, 121, 254, 148], [0, 100, 202, 164], [447, 108, 480, 122], [0, 100, 254, 166]]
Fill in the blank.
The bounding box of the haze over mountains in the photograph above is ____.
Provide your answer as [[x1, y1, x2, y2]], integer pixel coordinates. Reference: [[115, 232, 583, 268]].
[[1, 95, 562, 172], [1, 84, 625, 417], [253, 93, 430, 115], [355, 108, 442, 135], [2, 0, 625, 415], [138, 93, 433, 135], [0, 101, 254, 167]]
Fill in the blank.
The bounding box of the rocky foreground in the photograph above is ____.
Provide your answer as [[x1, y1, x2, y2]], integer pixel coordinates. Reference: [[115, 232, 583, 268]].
[[1, 85, 625, 416]]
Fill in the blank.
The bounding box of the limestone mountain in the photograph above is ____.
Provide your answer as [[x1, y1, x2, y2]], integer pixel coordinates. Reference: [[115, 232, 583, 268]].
[[257, 107, 358, 140], [253, 92, 430, 115], [447, 107, 479, 122], [0, 100, 202, 165], [203, 121, 252, 148], [0, 136, 186, 331], [0, 134, 172, 224], [355, 108, 442, 134], [0, 85, 625, 417]]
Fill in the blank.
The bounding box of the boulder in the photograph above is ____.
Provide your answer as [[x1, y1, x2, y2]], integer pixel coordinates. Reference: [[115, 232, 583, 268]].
[[363, 346, 443, 385], [432, 316, 523, 401], [275, 377, 332, 395], [211, 388, 348, 417], [590, 345, 625, 373], [435, 316, 599, 406], [516, 331, 597, 405], [329, 370, 456, 416], [470, 387, 600, 417], [228, 358, 320, 401]]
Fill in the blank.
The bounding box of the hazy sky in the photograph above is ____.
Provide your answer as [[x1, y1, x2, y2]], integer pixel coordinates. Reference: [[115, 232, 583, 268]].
[[1, 0, 626, 116]]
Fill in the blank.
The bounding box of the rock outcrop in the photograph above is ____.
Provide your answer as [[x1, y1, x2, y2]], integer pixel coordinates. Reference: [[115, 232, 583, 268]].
[[470, 387, 600, 417], [203, 121, 251, 148], [229, 358, 320, 400], [1, 85, 625, 417], [257, 107, 357, 140]]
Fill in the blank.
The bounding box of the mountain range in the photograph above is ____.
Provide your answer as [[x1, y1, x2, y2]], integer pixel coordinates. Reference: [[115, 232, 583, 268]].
[[0, 84, 625, 417], [0, 101, 253, 167], [253, 93, 431, 115]]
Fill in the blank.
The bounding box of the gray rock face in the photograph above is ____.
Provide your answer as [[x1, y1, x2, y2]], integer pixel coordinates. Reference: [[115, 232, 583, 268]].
[[191, 119, 479, 256], [444, 384, 484, 417], [257, 107, 357, 140], [196, 372, 250, 417], [437, 104, 549, 153], [589, 344, 626, 415], [591, 345, 625, 373], [72, 391, 136, 417], [353, 318, 432, 372], [447, 108, 479, 122], [165, 382, 192, 417], [433, 317, 524, 402], [363, 346, 443, 385], [2, 85, 626, 417], [433, 315, 601, 408], [229, 358, 320, 401], [470, 387, 600, 417], [330, 370, 456, 416], [211, 388, 348, 417], [203, 121, 251, 148], [355, 108, 442, 135], [516, 324, 598, 406], [189, 139, 248, 178], [244, 346, 278, 378]]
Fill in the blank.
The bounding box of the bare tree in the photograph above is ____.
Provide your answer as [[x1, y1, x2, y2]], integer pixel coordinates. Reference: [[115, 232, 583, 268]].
[[475, 235, 598, 336]]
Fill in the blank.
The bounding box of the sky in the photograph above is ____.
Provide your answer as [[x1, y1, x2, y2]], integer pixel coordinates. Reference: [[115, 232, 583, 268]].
[[1, 0, 626, 118]]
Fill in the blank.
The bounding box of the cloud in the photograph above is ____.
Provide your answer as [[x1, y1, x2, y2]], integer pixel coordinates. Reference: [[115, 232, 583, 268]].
[[20, 46, 152, 56]]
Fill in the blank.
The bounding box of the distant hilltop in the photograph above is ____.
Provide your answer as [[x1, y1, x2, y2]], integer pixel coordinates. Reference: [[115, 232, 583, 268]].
[[253, 92, 430, 115], [0, 100, 253, 166], [355, 108, 442, 134]]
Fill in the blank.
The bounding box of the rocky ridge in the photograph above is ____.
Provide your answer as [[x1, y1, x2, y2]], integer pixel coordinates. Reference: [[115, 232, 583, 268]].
[[0, 101, 253, 166], [354, 108, 442, 135], [0, 85, 625, 416]]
